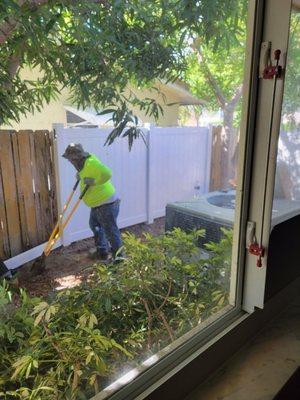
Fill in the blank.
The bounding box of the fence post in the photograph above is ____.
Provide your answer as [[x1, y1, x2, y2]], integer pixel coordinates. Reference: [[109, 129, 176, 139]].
[[204, 125, 213, 193], [146, 127, 154, 224], [53, 123, 72, 246], [209, 125, 225, 191]]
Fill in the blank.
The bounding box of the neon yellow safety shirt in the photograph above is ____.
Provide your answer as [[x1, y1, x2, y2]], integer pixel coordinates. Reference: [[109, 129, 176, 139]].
[[79, 154, 115, 208]]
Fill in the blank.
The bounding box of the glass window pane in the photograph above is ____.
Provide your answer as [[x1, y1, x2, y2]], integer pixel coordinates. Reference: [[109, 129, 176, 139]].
[[272, 9, 300, 226], [89, 0, 251, 395], [1, 1, 254, 399]]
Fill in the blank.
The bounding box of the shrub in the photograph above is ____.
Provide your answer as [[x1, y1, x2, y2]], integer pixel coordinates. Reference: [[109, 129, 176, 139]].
[[0, 228, 232, 399]]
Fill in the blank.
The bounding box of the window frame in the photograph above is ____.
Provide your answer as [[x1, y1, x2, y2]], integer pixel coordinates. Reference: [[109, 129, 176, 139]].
[[242, 0, 292, 312]]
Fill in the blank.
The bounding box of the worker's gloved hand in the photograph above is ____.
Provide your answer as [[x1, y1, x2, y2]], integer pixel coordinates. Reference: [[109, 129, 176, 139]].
[[83, 177, 96, 186]]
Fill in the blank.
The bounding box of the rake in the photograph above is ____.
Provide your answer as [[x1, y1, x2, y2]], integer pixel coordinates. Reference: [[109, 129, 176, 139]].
[[31, 180, 89, 273]]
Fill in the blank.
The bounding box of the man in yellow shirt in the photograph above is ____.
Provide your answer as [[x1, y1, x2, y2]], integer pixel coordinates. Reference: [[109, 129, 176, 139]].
[[62, 143, 123, 262]]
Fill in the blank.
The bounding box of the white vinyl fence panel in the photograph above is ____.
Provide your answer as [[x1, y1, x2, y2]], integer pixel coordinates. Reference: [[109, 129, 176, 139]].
[[148, 127, 212, 220], [54, 124, 212, 245]]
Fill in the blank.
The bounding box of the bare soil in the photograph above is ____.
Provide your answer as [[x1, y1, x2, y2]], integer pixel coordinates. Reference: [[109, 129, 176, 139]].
[[16, 218, 165, 297]]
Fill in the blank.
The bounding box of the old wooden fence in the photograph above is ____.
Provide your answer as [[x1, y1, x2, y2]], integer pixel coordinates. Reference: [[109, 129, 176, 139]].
[[0, 130, 57, 260]]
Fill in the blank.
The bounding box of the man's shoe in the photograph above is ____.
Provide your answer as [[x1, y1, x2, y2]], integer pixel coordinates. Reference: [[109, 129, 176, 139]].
[[113, 254, 126, 264], [88, 249, 109, 261]]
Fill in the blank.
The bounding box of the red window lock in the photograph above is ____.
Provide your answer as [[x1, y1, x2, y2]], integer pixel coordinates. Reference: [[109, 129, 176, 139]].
[[262, 49, 283, 79], [248, 243, 265, 268]]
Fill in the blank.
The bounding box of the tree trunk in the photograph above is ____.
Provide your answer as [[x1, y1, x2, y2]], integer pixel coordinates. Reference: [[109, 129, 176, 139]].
[[223, 105, 235, 138], [222, 105, 238, 188]]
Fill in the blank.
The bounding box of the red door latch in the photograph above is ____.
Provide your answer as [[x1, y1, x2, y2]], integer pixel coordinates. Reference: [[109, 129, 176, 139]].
[[248, 242, 265, 268]]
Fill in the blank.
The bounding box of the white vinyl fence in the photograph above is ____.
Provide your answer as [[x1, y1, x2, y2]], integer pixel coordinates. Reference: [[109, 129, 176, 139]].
[[54, 124, 212, 246]]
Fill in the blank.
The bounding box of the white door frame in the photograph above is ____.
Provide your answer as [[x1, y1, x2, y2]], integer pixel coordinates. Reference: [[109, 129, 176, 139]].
[[243, 0, 292, 312]]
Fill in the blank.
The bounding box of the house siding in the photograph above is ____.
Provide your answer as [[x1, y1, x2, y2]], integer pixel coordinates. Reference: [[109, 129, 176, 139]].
[[2, 68, 182, 130]]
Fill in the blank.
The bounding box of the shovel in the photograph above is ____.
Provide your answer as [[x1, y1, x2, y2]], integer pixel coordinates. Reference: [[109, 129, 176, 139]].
[[31, 181, 89, 273]]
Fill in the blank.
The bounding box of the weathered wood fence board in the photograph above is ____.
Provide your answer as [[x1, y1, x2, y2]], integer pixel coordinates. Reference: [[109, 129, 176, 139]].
[[47, 133, 58, 230], [0, 140, 11, 258], [0, 132, 23, 256], [0, 130, 57, 260], [209, 126, 238, 191], [34, 131, 58, 239]]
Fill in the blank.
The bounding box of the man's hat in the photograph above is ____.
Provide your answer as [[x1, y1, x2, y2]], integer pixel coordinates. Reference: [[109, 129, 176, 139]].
[[62, 143, 89, 159]]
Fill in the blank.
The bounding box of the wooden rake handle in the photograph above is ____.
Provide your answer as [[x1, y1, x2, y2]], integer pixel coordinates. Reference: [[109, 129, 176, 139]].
[[44, 181, 87, 257], [44, 180, 79, 254]]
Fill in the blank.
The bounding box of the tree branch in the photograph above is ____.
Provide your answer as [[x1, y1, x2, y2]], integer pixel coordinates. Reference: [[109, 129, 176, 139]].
[[43, 322, 68, 362], [0, 0, 50, 45], [228, 84, 243, 108], [151, 298, 175, 342], [0, 0, 108, 45], [158, 279, 172, 311], [7, 51, 22, 78], [157, 310, 175, 342], [71, 361, 81, 400], [0, 21, 19, 45], [4, 42, 26, 89], [192, 44, 226, 108], [141, 298, 153, 350]]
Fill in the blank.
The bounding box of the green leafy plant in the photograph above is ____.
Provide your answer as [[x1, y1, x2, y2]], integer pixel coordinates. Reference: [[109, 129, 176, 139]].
[[203, 228, 233, 313], [0, 228, 233, 399], [0, 282, 130, 399]]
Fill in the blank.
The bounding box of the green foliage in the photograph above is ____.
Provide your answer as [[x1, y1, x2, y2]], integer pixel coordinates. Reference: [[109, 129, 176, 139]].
[[183, 0, 248, 130], [186, 42, 245, 112], [184, 2, 300, 135], [0, 281, 129, 399], [1, 0, 249, 146], [203, 228, 233, 310], [178, 105, 203, 127], [281, 11, 300, 130], [0, 228, 233, 399]]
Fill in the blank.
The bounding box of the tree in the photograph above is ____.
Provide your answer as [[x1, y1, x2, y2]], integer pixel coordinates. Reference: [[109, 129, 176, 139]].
[[1, 0, 247, 147], [183, 0, 248, 138], [179, 105, 202, 127], [281, 10, 300, 130]]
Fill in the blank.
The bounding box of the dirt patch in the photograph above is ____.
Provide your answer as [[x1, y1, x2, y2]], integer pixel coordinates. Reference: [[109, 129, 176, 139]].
[[16, 218, 165, 297]]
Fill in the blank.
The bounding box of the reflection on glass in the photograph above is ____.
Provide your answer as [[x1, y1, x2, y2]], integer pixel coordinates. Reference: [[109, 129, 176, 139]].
[[272, 10, 300, 226]]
